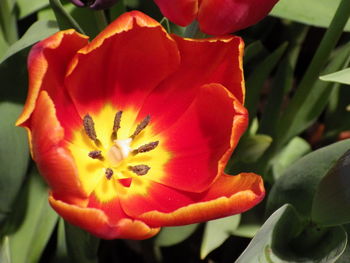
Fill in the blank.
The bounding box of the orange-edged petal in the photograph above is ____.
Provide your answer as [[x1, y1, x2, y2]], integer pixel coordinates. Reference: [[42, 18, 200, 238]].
[[136, 35, 244, 138], [16, 29, 88, 135], [140, 83, 247, 193], [173, 34, 245, 103], [153, 0, 198, 26], [29, 91, 86, 201], [198, 0, 279, 35], [65, 11, 180, 116], [120, 173, 264, 227], [49, 193, 160, 240]]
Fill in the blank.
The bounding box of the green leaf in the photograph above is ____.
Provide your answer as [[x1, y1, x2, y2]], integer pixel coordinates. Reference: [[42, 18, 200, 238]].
[[320, 67, 350, 85], [272, 137, 311, 180], [0, 20, 58, 64], [272, 207, 347, 262], [49, 0, 85, 34], [200, 215, 240, 259], [258, 24, 308, 135], [266, 139, 350, 220], [8, 169, 58, 263], [0, 50, 28, 104], [0, 237, 11, 263], [0, 102, 29, 224], [52, 218, 70, 263], [65, 221, 100, 263], [16, 0, 49, 19], [0, 27, 9, 59], [312, 150, 350, 226], [236, 135, 273, 163], [154, 223, 199, 247], [272, 3, 350, 149], [245, 42, 287, 123], [270, 0, 350, 32], [235, 204, 290, 263], [236, 205, 347, 262], [231, 224, 261, 238]]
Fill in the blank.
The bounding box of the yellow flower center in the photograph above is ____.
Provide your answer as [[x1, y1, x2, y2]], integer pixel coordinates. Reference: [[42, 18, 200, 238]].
[[68, 104, 171, 202]]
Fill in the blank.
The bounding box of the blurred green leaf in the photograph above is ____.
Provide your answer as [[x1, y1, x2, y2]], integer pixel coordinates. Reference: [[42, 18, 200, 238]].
[[0, 50, 28, 104], [235, 204, 290, 263], [237, 204, 347, 262], [231, 224, 260, 238], [200, 215, 240, 259], [266, 139, 350, 220], [272, 137, 311, 180], [0, 237, 11, 263], [52, 218, 70, 263], [8, 169, 58, 263], [260, 42, 350, 176], [0, 20, 58, 64], [272, 206, 347, 262], [65, 221, 100, 263], [109, 0, 126, 20], [49, 0, 85, 34], [236, 135, 272, 163], [0, 102, 29, 224], [320, 68, 350, 85], [243, 41, 267, 66], [0, 0, 18, 44], [0, 27, 9, 58], [245, 42, 287, 123], [40, 2, 103, 38], [271, 3, 350, 150], [16, 0, 49, 19], [154, 223, 199, 247], [336, 224, 350, 263], [312, 150, 350, 226], [270, 0, 350, 31], [259, 24, 308, 136], [324, 85, 350, 141]]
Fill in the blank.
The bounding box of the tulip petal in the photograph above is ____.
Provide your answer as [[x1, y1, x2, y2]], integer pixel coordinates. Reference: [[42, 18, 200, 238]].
[[49, 194, 160, 240], [153, 0, 198, 26], [16, 30, 88, 135], [136, 34, 244, 133], [198, 0, 279, 35], [121, 173, 264, 227], [30, 91, 86, 201], [141, 83, 247, 192], [173, 34, 245, 103], [65, 11, 180, 116]]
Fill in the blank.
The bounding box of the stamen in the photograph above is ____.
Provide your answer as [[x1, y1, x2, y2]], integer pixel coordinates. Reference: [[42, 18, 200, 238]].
[[88, 150, 103, 160], [112, 111, 123, 140], [133, 141, 159, 154], [83, 114, 98, 142], [129, 165, 150, 176], [105, 168, 114, 180], [130, 115, 150, 139]]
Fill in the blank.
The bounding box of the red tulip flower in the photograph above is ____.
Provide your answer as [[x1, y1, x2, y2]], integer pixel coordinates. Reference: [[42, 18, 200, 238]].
[[17, 11, 264, 240], [154, 0, 279, 35]]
